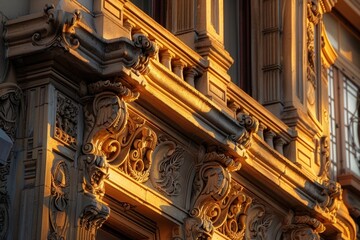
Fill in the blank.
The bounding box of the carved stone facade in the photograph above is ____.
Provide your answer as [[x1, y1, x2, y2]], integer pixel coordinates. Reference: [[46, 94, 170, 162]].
[[1, 0, 359, 239]]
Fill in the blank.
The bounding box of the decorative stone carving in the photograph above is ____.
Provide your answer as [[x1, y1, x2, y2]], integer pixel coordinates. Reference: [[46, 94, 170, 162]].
[[105, 33, 157, 76], [81, 79, 139, 197], [32, 4, 82, 51], [318, 136, 330, 180], [218, 182, 252, 240], [55, 93, 78, 149], [246, 202, 274, 240], [79, 200, 110, 231], [235, 111, 259, 150], [306, 0, 321, 109], [282, 212, 325, 240], [151, 137, 184, 196], [0, 83, 22, 141], [48, 161, 70, 240], [117, 112, 157, 182], [0, 163, 10, 239], [185, 147, 250, 239], [0, 82, 21, 240], [315, 179, 342, 221]]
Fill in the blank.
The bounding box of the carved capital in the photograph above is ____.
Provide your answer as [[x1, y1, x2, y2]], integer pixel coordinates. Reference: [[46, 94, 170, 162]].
[[185, 147, 250, 239], [282, 212, 325, 240], [32, 4, 82, 51]]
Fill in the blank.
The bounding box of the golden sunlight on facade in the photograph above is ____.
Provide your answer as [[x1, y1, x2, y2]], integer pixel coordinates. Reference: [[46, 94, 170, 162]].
[[0, 0, 360, 239]]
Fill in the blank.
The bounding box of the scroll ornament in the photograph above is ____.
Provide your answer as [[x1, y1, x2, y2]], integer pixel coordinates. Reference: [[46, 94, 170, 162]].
[[185, 147, 251, 239], [32, 4, 82, 51], [282, 212, 325, 240], [81, 80, 139, 198]]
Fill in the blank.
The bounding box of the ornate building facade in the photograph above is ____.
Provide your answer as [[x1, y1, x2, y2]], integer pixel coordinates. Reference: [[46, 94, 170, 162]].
[[0, 0, 359, 239]]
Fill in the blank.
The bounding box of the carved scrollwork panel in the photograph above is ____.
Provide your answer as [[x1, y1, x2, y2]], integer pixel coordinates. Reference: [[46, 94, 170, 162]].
[[48, 161, 70, 240], [55, 92, 78, 149], [151, 137, 185, 196], [0, 83, 22, 141], [185, 147, 251, 240], [245, 201, 274, 240]]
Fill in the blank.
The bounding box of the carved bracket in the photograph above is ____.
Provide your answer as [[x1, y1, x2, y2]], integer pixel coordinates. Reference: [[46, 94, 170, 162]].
[[234, 111, 259, 151], [185, 147, 251, 239], [81, 80, 139, 197], [315, 179, 342, 222], [32, 4, 82, 51], [282, 212, 325, 240]]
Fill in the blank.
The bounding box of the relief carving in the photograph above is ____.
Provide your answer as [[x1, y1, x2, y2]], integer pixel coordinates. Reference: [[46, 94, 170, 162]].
[[218, 182, 252, 240], [32, 4, 82, 51], [81, 80, 139, 197], [282, 212, 325, 240], [48, 161, 70, 240], [105, 33, 157, 76], [315, 179, 342, 221], [306, 0, 321, 108], [116, 112, 157, 183], [185, 147, 251, 239], [55, 93, 78, 149], [151, 136, 184, 196], [235, 111, 259, 151], [0, 82, 21, 239], [246, 201, 274, 240], [0, 83, 22, 140]]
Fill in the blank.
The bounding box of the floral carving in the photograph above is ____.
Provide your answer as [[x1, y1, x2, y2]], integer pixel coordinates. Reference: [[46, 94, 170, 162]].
[[0, 83, 22, 140], [246, 202, 273, 240], [55, 93, 78, 149], [282, 212, 325, 240], [152, 138, 184, 196], [32, 4, 82, 51], [80, 201, 110, 230], [48, 161, 70, 240], [185, 147, 248, 239]]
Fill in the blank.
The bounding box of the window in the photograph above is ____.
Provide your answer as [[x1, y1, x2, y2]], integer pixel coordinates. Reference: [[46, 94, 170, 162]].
[[324, 11, 360, 180], [224, 0, 252, 94], [131, 0, 168, 28]]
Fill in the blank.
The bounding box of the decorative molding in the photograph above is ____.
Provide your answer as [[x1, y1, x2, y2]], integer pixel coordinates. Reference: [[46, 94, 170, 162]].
[[318, 136, 331, 180], [151, 136, 184, 196], [0, 83, 22, 141], [48, 161, 70, 240], [282, 212, 325, 240], [55, 92, 78, 149], [32, 4, 82, 51], [185, 147, 251, 239]]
